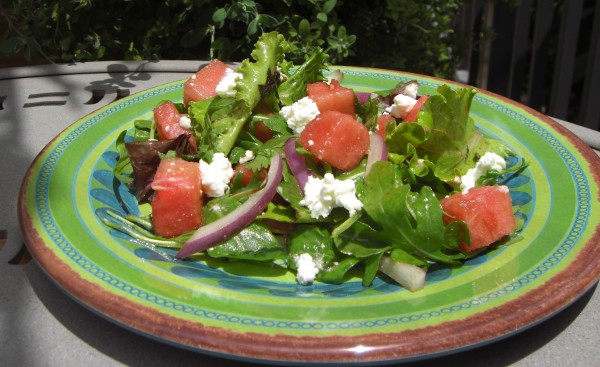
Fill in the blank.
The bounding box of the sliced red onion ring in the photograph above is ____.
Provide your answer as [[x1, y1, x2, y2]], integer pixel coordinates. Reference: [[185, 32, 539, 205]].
[[175, 153, 283, 259], [365, 133, 388, 176], [355, 91, 374, 104], [284, 137, 311, 193]]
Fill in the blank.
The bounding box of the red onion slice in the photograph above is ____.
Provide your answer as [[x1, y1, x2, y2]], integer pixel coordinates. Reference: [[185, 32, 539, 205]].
[[284, 137, 311, 192], [175, 153, 283, 259], [365, 133, 388, 176], [355, 91, 374, 104]]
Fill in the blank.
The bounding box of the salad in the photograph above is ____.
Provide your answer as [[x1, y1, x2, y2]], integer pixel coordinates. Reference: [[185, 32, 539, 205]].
[[102, 32, 525, 291]]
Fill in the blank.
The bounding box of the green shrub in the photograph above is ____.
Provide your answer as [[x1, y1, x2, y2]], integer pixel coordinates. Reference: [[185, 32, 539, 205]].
[[1, 0, 467, 78]]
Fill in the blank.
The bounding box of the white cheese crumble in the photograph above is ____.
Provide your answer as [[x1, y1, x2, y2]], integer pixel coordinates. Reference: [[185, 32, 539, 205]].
[[178, 114, 192, 129], [199, 153, 234, 197], [279, 96, 320, 134], [385, 93, 418, 119], [215, 68, 243, 98], [294, 253, 321, 285], [403, 83, 419, 99], [238, 150, 255, 164], [460, 152, 507, 192], [276, 66, 287, 82], [299, 173, 363, 219]]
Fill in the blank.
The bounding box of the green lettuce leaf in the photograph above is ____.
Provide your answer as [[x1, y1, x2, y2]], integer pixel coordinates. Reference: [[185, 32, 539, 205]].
[[194, 32, 287, 155], [417, 85, 512, 181], [278, 47, 328, 106]]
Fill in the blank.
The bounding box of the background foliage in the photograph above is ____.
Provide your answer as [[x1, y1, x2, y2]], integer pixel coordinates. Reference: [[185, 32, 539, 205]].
[[0, 0, 469, 78]]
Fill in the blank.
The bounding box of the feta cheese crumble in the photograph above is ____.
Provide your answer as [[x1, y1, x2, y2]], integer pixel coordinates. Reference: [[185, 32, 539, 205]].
[[178, 114, 192, 129], [403, 83, 419, 99], [299, 173, 363, 219], [215, 68, 243, 98], [386, 93, 418, 119], [199, 153, 234, 197], [460, 152, 507, 192], [279, 96, 320, 134], [238, 150, 255, 164], [294, 253, 321, 285]]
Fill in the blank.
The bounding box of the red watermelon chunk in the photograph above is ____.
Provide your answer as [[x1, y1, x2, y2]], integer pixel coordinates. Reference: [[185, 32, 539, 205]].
[[403, 95, 429, 123], [306, 79, 356, 116], [153, 101, 197, 149], [183, 59, 232, 106], [151, 158, 203, 237], [376, 113, 396, 140], [441, 185, 516, 252], [298, 110, 370, 171]]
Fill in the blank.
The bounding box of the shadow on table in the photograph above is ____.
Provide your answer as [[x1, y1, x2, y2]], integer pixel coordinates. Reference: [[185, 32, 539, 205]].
[[24, 261, 597, 367], [83, 62, 152, 97]]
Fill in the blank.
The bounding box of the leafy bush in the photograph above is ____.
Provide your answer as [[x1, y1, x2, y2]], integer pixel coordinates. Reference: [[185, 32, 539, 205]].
[[1, 0, 467, 78]]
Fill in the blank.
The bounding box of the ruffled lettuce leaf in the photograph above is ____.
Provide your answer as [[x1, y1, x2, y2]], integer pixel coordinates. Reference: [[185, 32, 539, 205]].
[[278, 47, 328, 106], [417, 85, 512, 181], [190, 31, 287, 155]]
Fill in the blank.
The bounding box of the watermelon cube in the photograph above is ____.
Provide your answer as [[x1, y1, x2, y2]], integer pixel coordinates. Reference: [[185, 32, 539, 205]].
[[183, 59, 232, 106], [153, 101, 197, 148], [298, 110, 370, 171], [151, 158, 203, 237], [441, 185, 516, 252], [306, 80, 356, 116]]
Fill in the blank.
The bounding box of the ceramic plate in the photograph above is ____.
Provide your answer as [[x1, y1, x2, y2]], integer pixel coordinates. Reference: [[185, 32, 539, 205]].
[[19, 67, 600, 364]]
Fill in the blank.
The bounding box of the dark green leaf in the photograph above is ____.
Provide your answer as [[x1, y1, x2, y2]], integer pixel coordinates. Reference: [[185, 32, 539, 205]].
[[362, 161, 460, 264], [323, 0, 337, 13], [212, 8, 227, 22], [289, 225, 336, 267], [317, 256, 359, 284]]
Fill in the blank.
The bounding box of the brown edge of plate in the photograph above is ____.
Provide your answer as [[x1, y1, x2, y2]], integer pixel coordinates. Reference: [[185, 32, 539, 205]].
[[17, 72, 600, 364]]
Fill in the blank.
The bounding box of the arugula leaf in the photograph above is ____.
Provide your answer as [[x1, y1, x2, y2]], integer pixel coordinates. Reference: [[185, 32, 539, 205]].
[[317, 256, 360, 284], [389, 248, 429, 268], [362, 253, 384, 287], [362, 161, 460, 264], [244, 135, 289, 171], [355, 95, 380, 131], [288, 225, 336, 270], [188, 97, 218, 150], [206, 222, 284, 261], [252, 114, 290, 137], [204, 196, 284, 261], [274, 161, 317, 222], [333, 220, 390, 258]]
